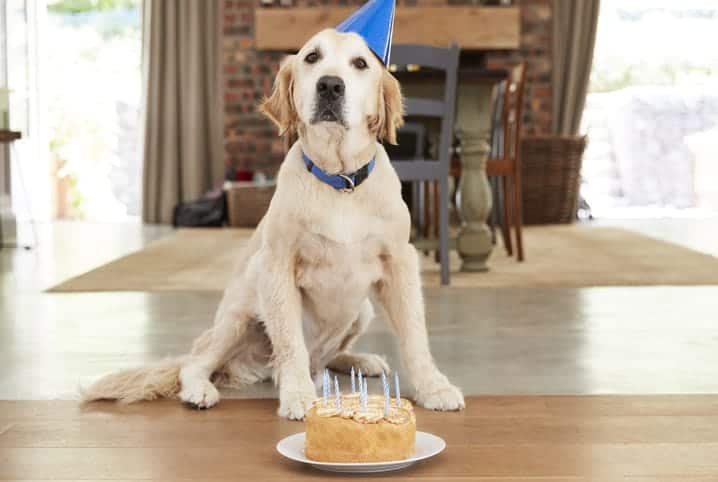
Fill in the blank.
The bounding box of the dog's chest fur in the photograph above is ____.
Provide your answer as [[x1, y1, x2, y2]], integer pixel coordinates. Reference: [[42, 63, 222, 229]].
[[294, 201, 385, 321], [294, 204, 385, 370]]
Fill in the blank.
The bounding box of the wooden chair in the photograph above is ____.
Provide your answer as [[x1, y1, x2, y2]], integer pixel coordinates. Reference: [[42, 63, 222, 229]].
[[389, 43, 460, 285], [487, 62, 527, 261]]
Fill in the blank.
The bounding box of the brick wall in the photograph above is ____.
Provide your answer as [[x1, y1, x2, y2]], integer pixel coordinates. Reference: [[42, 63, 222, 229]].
[[222, 0, 553, 174], [486, 0, 553, 136]]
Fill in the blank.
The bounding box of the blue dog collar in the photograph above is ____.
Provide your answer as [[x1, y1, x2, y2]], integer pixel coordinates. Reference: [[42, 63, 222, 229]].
[[302, 151, 375, 192]]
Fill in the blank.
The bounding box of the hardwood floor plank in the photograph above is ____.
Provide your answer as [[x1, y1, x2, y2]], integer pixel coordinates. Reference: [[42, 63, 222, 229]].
[[2, 397, 718, 480], [4, 415, 718, 448], [4, 395, 718, 421], [2, 444, 718, 479]]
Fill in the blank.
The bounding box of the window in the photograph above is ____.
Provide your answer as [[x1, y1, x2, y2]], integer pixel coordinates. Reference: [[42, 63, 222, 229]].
[[581, 0, 718, 218]]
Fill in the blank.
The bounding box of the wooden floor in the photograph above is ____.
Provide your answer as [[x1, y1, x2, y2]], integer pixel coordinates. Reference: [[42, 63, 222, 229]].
[[3, 221, 718, 479], [2, 396, 718, 481], [4, 221, 718, 399]]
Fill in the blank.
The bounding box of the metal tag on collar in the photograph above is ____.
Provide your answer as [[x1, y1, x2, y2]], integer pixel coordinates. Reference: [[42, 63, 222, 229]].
[[338, 174, 355, 193]]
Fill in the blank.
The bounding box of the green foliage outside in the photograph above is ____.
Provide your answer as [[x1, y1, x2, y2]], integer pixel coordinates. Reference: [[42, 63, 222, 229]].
[[589, 1, 718, 94], [590, 63, 716, 94], [47, 0, 138, 15]]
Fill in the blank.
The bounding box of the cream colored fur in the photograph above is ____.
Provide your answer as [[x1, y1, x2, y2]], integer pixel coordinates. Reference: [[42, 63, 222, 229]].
[[83, 29, 464, 418]]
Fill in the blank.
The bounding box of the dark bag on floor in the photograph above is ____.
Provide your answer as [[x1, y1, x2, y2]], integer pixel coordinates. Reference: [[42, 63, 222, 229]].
[[172, 191, 227, 227]]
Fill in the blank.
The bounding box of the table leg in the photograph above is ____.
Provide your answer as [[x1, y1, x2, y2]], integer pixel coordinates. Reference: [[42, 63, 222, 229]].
[[455, 88, 494, 272]]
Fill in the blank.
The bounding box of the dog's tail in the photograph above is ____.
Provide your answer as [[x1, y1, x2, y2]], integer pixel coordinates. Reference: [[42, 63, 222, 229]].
[[80, 357, 184, 404]]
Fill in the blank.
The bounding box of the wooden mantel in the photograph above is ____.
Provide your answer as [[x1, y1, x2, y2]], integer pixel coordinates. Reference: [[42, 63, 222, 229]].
[[256, 6, 520, 51]]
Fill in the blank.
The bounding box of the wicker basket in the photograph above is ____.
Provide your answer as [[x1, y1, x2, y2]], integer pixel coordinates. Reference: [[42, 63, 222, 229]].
[[226, 182, 276, 227], [520, 135, 587, 224]]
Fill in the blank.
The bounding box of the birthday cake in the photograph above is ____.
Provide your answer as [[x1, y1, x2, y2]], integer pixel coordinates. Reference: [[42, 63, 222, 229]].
[[305, 370, 416, 463]]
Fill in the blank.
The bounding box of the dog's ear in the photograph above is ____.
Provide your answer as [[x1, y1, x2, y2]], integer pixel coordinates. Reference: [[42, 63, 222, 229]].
[[259, 55, 297, 136], [370, 69, 405, 145]]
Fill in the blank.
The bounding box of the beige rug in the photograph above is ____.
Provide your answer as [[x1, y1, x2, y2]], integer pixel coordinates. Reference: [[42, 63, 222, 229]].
[[48, 225, 718, 291]]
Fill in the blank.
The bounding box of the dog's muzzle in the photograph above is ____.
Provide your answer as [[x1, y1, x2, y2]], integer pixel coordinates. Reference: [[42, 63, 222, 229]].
[[312, 75, 345, 124]]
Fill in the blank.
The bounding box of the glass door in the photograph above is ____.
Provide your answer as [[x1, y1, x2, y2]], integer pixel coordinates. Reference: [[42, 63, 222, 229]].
[[2, 0, 143, 227], [45, 0, 143, 220]]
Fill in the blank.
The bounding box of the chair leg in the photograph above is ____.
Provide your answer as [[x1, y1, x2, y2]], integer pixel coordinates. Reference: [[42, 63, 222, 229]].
[[422, 181, 431, 255], [433, 181, 440, 241], [420, 182, 426, 238], [513, 171, 525, 262], [411, 181, 421, 235], [501, 176, 514, 257], [489, 176, 501, 245], [426, 181, 438, 261], [438, 176, 450, 285], [423, 181, 432, 241], [433, 181, 441, 263], [495, 176, 510, 254], [436, 181, 448, 263]]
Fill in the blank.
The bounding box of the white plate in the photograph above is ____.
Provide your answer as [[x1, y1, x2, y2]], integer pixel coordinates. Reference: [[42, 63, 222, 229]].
[[276, 431, 446, 473]]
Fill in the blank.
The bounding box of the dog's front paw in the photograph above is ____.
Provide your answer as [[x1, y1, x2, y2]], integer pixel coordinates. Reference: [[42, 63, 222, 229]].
[[179, 378, 220, 409], [328, 352, 390, 377], [415, 378, 465, 411], [278, 386, 316, 420], [278, 371, 316, 420]]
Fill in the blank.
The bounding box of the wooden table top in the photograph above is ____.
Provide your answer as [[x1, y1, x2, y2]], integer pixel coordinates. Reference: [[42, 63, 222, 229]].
[[2, 395, 718, 481], [0, 129, 21, 143]]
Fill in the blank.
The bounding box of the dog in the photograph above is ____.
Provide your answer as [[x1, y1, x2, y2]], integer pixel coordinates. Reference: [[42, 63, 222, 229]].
[[83, 29, 465, 419]]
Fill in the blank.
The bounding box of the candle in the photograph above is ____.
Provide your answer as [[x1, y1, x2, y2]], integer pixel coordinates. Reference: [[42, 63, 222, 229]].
[[362, 384, 368, 412], [394, 371, 401, 408], [350, 366, 356, 393], [360, 373, 367, 412], [359, 370, 366, 401], [334, 375, 341, 409], [323, 368, 329, 404], [382, 372, 389, 416]]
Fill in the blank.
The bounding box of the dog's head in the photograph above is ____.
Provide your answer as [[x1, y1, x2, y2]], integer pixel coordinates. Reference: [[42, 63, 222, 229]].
[[260, 29, 404, 144]]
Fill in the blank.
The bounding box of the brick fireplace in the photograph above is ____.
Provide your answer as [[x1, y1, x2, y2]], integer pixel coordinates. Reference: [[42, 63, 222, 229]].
[[222, 0, 552, 174]]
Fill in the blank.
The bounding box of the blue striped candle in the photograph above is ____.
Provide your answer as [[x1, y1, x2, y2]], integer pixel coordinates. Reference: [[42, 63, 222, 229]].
[[323, 369, 329, 404], [382, 372, 389, 416], [334, 375, 341, 409], [394, 371, 401, 408], [322, 369, 326, 401], [360, 374, 367, 412], [351, 366, 356, 393]]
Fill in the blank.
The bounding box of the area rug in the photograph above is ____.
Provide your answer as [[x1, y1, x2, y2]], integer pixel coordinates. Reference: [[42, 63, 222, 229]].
[[48, 225, 718, 291]]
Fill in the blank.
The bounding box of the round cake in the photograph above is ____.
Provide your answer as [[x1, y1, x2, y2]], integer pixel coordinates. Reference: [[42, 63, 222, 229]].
[[305, 393, 416, 462]]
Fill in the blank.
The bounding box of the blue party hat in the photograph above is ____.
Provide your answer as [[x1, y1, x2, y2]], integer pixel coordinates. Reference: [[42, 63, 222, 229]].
[[336, 0, 395, 65]]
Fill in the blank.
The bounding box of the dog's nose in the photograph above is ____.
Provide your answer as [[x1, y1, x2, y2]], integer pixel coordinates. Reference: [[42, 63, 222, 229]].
[[316, 75, 345, 99]]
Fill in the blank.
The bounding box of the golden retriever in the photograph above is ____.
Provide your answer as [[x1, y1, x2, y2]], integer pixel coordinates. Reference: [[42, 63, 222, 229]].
[[83, 29, 464, 419]]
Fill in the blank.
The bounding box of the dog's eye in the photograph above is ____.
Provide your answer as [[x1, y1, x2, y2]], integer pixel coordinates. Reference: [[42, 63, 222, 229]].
[[352, 57, 368, 70], [305, 51, 320, 64]]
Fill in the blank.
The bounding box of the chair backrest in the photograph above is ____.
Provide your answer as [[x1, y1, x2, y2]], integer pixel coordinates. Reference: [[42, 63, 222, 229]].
[[389, 44, 460, 176], [500, 62, 527, 162], [392, 121, 426, 160]]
